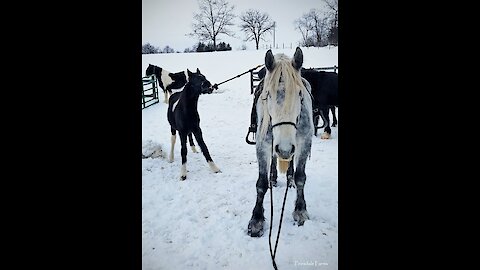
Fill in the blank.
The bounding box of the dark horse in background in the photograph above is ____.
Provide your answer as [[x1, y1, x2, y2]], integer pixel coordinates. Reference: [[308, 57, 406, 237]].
[[301, 69, 338, 138], [257, 66, 338, 138], [146, 64, 188, 104], [167, 68, 221, 180]]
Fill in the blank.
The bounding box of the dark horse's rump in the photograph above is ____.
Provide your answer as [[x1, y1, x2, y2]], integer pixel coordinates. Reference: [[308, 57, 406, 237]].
[[301, 69, 338, 137]]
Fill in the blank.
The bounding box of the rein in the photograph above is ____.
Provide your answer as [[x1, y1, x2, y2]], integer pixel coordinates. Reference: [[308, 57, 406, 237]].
[[268, 158, 291, 270]]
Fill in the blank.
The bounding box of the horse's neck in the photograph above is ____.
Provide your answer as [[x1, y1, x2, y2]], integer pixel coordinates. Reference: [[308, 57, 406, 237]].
[[179, 84, 200, 112]]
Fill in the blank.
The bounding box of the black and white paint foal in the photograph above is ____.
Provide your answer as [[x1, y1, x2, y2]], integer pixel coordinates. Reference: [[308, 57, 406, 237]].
[[167, 68, 221, 180], [248, 47, 314, 237], [145, 64, 188, 103]]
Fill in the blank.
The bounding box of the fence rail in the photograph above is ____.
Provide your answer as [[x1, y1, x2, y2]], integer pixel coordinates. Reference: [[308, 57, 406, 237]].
[[142, 74, 159, 109]]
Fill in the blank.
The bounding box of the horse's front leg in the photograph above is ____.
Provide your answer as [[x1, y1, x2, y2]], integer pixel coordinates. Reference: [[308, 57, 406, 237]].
[[179, 132, 188, 180], [292, 156, 310, 226], [248, 139, 272, 237]]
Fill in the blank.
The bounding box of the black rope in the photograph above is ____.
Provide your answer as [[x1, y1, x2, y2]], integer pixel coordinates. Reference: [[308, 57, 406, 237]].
[[268, 163, 290, 270], [211, 64, 264, 90]]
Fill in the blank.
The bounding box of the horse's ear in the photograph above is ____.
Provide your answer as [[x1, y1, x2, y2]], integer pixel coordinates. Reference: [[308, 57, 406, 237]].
[[196, 68, 200, 74], [187, 69, 192, 75], [292, 47, 303, 70], [265, 50, 275, 72]]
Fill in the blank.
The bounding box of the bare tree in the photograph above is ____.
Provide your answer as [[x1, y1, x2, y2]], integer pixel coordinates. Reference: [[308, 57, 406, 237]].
[[294, 9, 331, 47], [322, 0, 338, 45], [239, 9, 275, 50], [189, 0, 236, 51]]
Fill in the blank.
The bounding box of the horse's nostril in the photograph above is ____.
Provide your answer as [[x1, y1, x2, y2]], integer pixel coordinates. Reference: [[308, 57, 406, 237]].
[[275, 144, 280, 154]]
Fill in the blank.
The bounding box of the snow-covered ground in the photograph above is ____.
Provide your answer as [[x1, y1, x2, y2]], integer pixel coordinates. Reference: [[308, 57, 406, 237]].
[[142, 47, 338, 270]]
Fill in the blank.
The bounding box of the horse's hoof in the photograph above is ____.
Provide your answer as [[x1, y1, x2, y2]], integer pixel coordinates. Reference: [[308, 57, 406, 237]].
[[247, 218, 265, 237], [270, 180, 277, 187], [180, 175, 187, 181], [168, 159, 174, 163], [293, 210, 310, 226], [208, 162, 221, 173], [320, 132, 331, 139]]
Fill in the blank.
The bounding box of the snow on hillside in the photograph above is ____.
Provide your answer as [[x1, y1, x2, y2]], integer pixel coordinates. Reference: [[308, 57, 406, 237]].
[[142, 47, 338, 270]]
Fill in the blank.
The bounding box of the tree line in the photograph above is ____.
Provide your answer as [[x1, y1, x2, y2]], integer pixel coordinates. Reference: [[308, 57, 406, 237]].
[[142, 0, 338, 54]]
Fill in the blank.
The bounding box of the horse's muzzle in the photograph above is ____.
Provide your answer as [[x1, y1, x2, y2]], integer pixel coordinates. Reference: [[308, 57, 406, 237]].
[[275, 144, 295, 160]]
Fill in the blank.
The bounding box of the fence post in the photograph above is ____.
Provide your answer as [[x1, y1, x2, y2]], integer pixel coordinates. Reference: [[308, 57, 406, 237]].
[[250, 70, 254, 94]]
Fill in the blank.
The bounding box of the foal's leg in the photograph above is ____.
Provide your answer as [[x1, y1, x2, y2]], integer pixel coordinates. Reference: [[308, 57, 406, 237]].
[[320, 107, 331, 139], [331, 106, 338, 127], [192, 128, 220, 173], [168, 128, 176, 163], [292, 155, 310, 226], [179, 132, 188, 180], [188, 133, 198, 153], [248, 141, 272, 237], [270, 155, 277, 187]]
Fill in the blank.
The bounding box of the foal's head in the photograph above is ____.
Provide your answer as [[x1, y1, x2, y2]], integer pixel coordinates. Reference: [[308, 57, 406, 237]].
[[186, 68, 213, 94], [260, 47, 306, 163]]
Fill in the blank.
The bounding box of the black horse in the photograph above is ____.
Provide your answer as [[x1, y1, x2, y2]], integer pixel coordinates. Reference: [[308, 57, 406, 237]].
[[145, 64, 188, 103], [167, 68, 221, 180], [256, 67, 338, 138], [301, 69, 338, 138]]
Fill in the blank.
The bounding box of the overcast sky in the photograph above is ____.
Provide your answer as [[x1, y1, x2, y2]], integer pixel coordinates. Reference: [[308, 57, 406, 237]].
[[142, 0, 330, 51]]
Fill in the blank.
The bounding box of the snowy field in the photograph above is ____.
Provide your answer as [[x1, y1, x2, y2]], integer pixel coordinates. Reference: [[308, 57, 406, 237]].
[[142, 47, 338, 270]]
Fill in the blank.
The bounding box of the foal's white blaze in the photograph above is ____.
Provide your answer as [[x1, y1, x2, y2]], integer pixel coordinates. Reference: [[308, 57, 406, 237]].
[[169, 134, 176, 162]]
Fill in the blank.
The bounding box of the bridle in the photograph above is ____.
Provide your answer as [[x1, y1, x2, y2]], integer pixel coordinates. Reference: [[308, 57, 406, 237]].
[[271, 122, 297, 129]]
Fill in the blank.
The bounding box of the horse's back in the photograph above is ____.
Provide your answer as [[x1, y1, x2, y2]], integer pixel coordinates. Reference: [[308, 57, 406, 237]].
[[301, 70, 338, 107]]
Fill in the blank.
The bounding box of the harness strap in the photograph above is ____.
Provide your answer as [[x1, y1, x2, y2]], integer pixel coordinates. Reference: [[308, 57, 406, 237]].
[[272, 122, 296, 129]]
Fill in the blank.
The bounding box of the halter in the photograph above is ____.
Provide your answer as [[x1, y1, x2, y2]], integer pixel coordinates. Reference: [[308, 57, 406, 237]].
[[271, 122, 297, 129]]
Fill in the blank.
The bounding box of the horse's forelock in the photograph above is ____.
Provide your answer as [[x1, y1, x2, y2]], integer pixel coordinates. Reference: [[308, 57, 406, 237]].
[[258, 54, 305, 139]]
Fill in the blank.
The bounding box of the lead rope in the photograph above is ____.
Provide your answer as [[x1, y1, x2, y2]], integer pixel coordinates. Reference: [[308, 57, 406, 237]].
[[268, 165, 290, 270]]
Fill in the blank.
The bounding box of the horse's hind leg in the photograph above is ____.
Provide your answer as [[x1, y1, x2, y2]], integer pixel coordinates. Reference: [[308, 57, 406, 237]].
[[292, 156, 310, 226], [320, 107, 331, 139], [331, 106, 337, 127], [270, 156, 277, 187], [179, 132, 188, 180], [192, 128, 220, 173], [168, 128, 176, 163], [188, 133, 198, 153]]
